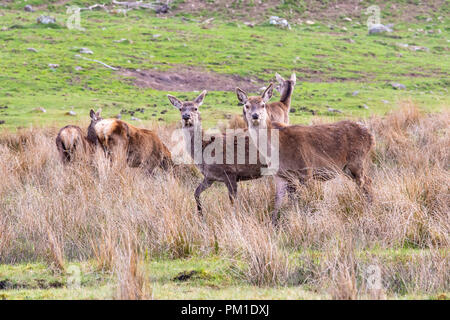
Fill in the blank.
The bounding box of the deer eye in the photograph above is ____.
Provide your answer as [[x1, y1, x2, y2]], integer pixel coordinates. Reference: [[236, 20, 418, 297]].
[[245, 104, 250, 109], [194, 108, 198, 111]]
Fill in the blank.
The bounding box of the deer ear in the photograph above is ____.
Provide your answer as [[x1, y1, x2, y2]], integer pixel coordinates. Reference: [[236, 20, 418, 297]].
[[236, 88, 248, 105], [167, 94, 183, 109], [275, 73, 284, 84], [90, 109, 96, 120], [95, 108, 102, 118], [194, 90, 207, 106], [290, 72, 296, 85], [261, 83, 274, 103]]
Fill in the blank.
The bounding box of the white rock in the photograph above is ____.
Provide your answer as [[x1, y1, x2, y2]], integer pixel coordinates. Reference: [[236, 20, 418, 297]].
[[79, 48, 93, 54], [37, 16, 56, 25], [368, 24, 392, 34]]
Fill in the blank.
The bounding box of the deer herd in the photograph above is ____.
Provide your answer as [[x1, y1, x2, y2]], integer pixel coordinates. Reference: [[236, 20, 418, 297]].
[[56, 72, 374, 225]]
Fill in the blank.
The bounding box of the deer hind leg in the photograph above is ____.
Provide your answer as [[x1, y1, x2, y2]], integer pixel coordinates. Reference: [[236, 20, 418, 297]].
[[224, 175, 238, 204], [194, 178, 213, 216], [347, 162, 373, 203], [272, 175, 288, 226]]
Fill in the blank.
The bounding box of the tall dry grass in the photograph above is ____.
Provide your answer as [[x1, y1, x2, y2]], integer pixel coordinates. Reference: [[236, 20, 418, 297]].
[[0, 102, 448, 298]]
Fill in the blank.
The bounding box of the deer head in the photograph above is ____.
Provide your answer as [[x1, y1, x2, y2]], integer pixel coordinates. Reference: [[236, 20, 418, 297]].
[[236, 84, 273, 128], [87, 108, 103, 145], [275, 72, 296, 95], [168, 90, 207, 128]]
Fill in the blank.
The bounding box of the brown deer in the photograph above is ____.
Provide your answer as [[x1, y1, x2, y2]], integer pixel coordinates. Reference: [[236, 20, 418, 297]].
[[236, 83, 374, 225], [238, 72, 296, 125], [167, 91, 266, 215], [55, 109, 102, 163], [88, 115, 173, 173]]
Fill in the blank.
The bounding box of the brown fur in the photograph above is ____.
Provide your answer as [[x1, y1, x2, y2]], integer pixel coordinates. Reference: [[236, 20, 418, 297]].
[[56, 125, 89, 163], [55, 109, 102, 164], [239, 83, 375, 225], [92, 118, 173, 173], [168, 91, 266, 215]]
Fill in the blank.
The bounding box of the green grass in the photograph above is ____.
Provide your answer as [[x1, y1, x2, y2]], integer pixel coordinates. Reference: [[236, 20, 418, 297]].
[[1, 251, 448, 299], [0, 7, 448, 130]]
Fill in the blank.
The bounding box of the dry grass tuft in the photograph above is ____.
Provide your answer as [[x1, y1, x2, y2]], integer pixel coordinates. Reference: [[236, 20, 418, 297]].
[[0, 102, 448, 297]]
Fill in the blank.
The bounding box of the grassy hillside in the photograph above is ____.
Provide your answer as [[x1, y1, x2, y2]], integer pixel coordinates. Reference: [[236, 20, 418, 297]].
[[0, 0, 448, 130]]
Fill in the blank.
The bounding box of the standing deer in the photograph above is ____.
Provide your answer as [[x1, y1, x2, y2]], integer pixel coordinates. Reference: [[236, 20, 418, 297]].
[[167, 91, 267, 215], [238, 72, 296, 125], [236, 83, 374, 225], [88, 114, 173, 173], [55, 109, 102, 163]]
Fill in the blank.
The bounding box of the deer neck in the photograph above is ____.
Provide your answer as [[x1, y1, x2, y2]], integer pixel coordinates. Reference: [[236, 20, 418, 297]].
[[86, 121, 98, 145], [247, 118, 274, 147], [182, 123, 204, 163]]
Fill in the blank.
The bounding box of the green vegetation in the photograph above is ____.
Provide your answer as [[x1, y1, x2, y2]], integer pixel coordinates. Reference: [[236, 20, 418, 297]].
[[0, 2, 448, 129]]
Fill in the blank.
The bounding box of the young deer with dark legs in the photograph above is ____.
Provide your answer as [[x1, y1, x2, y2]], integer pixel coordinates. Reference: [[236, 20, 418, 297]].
[[88, 114, 173, 174], [236, 83, 375, 225], [238, 72, 296, 126], [168, 91, 266, 216], [55, 109, 102, 163]]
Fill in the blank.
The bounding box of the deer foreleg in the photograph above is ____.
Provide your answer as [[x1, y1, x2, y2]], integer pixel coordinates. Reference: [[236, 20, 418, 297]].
[[194, 178, 213, 216], [272, 175, 288, 226]]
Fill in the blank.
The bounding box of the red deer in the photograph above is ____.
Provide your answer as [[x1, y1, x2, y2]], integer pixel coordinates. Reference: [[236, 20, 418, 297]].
[[55, 109, 102, 163], [168, 91, 267, 215], [88, 115, 173, 173], [236, 83, 374, 225], [238, 72, 296, 125]]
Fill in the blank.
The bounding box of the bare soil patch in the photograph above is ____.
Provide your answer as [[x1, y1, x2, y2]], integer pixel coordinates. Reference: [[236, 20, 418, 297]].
[[119, 67, 264, 92]]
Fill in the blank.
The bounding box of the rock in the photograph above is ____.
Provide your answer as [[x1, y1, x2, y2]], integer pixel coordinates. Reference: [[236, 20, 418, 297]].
[[35, 107, 46, 113], [24, 5, 34, 12], [113, 38, 129, 43], [244, 22, 255, 28], [79, 48, 93, 54], [153, 34, 161, 38], [341, 27, 348, 31], [368, 24, 392, 34], [115, 114, 122, 119], [37, 16, 56, 25], [66, 110, 76, 116], [1, 27, 7, 31], [327, 107, 342, 113], [290, 108, 296, 113], [131, 116, 140, 121], [306, 20, 315, 25], [154, 4, 169, 14], [27, 48, 38, 53], [75, 66, 83, 71], [158, 118, 164, 121], [48, 64, 59, 69], [382, 100, 389, 104], [160, 110, 167, 114], [391, 83, 406, 90], [352, 91, 359, 96], [343, 17, 352, 22], [269, 16, 291, 29], [359, 104, 369, 110], [0, 120, 4, 125], [426, 17, 433, 22], [410, 46, 429, 52]]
